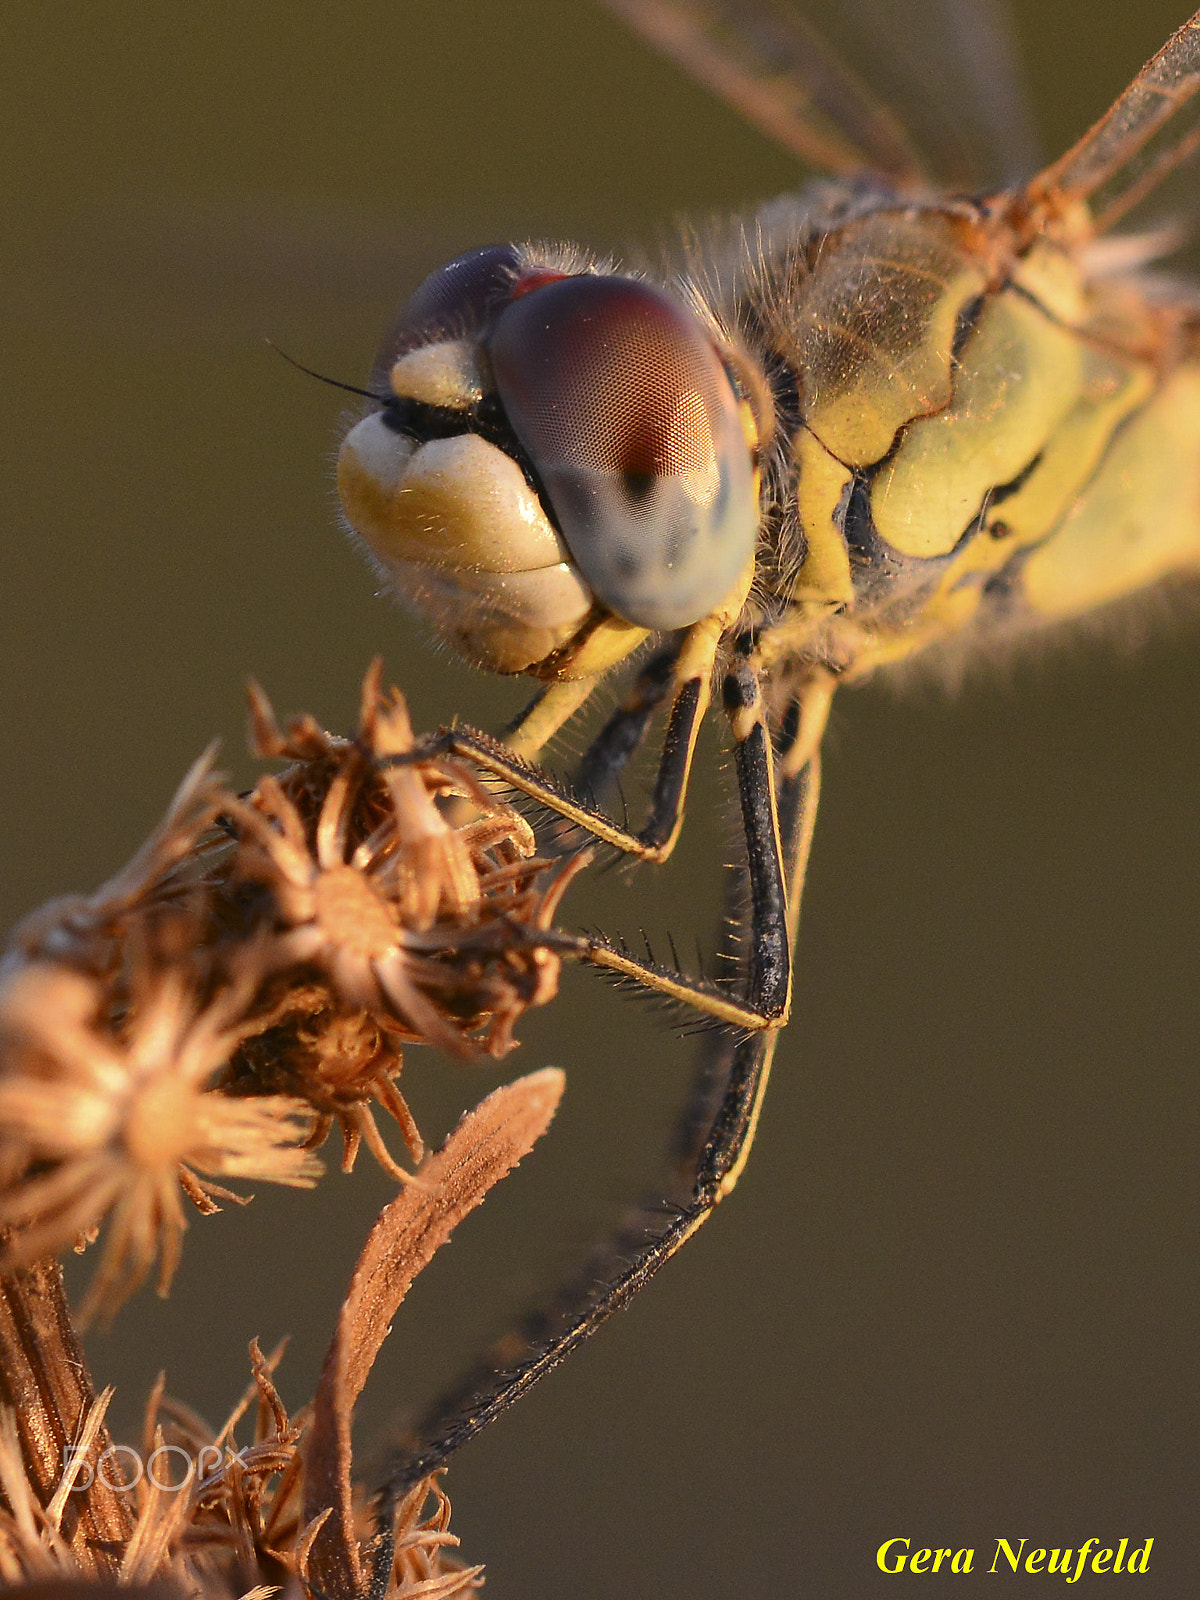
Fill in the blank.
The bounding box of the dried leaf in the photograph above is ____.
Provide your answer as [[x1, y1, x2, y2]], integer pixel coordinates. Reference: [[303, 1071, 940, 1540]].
[[304, 1067, 565, 1597]]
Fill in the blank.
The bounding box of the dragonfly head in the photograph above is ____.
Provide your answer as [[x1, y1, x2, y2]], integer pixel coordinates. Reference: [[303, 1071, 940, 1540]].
[[337, 245, 761, 678]]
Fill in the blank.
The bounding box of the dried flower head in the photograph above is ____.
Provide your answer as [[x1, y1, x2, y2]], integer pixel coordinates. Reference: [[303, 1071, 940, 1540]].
[[222, 665, 586, 1175], [375, 1474, 485, 1599], [0, 662, 586, 1314], [229, 765, 478, 1059], [114, 1344, 483, 1600], [231, 991, 424, 1182], [0, 961, 319, 1323], [112, 1341, 307, 1591]]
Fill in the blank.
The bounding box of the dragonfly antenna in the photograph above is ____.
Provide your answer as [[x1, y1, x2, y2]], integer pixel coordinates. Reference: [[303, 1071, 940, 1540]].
[[264, 339, 386, 403]]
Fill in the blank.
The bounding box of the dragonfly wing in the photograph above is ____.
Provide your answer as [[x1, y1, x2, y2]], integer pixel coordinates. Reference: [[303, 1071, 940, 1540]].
[[594, 0, 1039, 189], [596, 0, 926, 182], [1032, 10, 1200, 231], [820, 0, 1041, 187]]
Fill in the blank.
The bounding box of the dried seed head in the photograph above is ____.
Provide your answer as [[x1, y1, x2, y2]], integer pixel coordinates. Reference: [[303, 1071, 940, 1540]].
[[0, 662, 587, 1291], [222, 667, 587, 1172], [0, 962, 319, 1322]]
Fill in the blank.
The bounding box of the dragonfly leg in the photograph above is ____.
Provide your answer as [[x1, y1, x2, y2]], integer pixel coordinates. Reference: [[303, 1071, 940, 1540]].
[[575, 652, 831, 1027], [514, 639, 683, 855], [442, 566, 754, 863], [416, 651, 799, 1028], [501, 675, 602, 761], [368, 717, 821, 1541], [400, 652, 832, 1029], [405, 629, 715, 867], [566, 649, 793, 1026], [633, 607, 727, 858], [575, 641, 681, 808]]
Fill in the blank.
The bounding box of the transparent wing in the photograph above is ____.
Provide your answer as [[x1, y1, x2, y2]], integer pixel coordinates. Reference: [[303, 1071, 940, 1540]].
[[1031, 10, 1200, 231], [821, 0, 1040, 185], [595, 0, 1039, 190]]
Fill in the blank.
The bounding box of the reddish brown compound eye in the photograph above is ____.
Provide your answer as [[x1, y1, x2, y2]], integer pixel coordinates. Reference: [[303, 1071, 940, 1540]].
[[487, 274, 759, 630], [369, 244, 522, 387]]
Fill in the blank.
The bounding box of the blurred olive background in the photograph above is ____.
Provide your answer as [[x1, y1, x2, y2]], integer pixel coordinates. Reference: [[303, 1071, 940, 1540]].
[[4, 2, 1200, 1594]]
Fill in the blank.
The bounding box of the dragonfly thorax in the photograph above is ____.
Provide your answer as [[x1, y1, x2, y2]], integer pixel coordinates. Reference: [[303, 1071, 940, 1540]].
[[727, 191, 1200, 679]]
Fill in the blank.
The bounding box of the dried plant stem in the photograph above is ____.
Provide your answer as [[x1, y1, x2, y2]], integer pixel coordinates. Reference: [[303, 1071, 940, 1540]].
[[0, 668, 586, 1591], [0, 1247, 133, 1575]]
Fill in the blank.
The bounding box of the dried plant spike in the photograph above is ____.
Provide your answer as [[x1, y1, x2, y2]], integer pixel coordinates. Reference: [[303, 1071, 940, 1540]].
[[45, 1386, 116, 1534], [246, 676, 290, 760], [0, 660, 585, 1303], [117, 1423, 195, 1586], [0, 662, 588, 1589], [303, 1067, 565, 1599], [387, 1473, 484, 1598], [245, 676, 337, 765], [109, 1339, 311, 1593]]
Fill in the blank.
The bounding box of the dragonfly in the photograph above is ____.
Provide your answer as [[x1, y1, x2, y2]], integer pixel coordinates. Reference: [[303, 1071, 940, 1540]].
[[332, 0, 1200, 1532]]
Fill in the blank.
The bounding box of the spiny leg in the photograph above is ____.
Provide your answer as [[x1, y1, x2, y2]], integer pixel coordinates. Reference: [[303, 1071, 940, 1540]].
[[441, 631, 698, 867], [561, 647, 834, 1024], [569, 652, 792, 1026], [412, 650, 800, 1029], [500, 674, 601, 762], [458, 571, 752, 865], [634, 608, 726, 857], [368, 714, 821, 1547], [424, 647, 706, 865]]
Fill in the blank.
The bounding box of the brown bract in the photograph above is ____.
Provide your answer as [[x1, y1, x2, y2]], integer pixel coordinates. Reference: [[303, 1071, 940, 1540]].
[[4, 747, 230, 990], [302, 1070, 564, 1600]]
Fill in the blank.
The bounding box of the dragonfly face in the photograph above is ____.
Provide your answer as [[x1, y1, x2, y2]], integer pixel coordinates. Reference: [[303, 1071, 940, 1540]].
[[338, 0, 1200, 1527], [338, 244, 763, 678]]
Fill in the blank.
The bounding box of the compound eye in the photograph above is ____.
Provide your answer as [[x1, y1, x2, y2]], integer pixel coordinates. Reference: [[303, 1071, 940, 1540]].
[[369, 244, 521, 386], [488, 275, 759, 631]]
